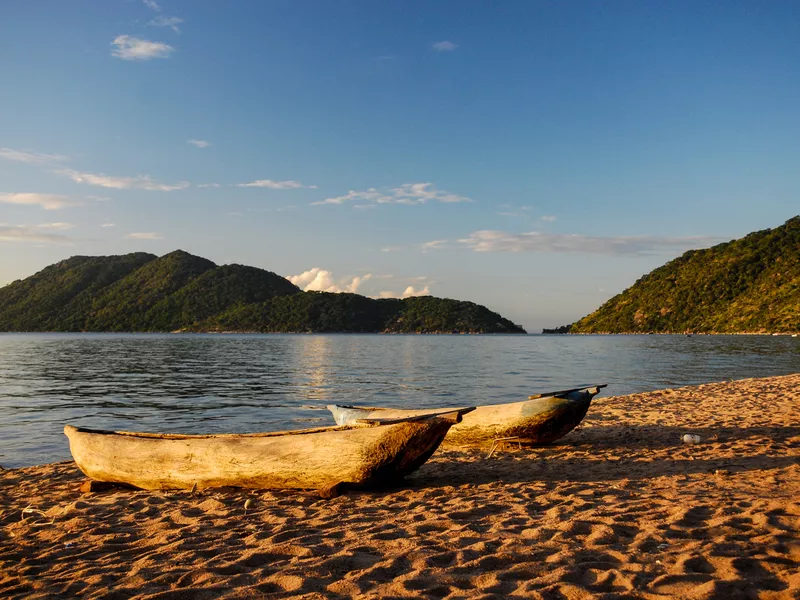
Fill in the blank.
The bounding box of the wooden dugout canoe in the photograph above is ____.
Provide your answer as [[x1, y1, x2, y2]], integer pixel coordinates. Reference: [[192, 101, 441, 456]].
[[63, 408, 473, 491], [328, 385, 607, 448]]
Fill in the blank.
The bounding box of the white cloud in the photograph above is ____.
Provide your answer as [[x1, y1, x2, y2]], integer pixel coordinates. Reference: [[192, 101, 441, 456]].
[[236, 179, 311, 189], [314, 183, 472, 207], [143, 0, 161, 11], [0, 147, 67, 165], [496, 204, 538, 219], [540, 215, 557, 222], [455, 230, 726, 256], [432, 41, 458, 52], [288, 268, 434, 299], [287, 268, 372, 294], [187, 139, 210, 148], [377, 285, 431, 299], [344, 274, 372, 293], [421, 239, 449, 252], [111, 35, 174, 60], [57, 169, 189, 191], [0, 224, 73, 245], [198, 183, 221, 188], [125, 232, 163, 240], [381, 246, 402, 253], [0, 192, 74, 210], [150, 16, 183, 33], [35, 222, 75, 230], [101, 223, 116, 228]]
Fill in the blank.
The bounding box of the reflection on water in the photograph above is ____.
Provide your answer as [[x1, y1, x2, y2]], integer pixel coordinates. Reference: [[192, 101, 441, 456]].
[[295, 335, 333, 402], [0, 333, 797, 467]]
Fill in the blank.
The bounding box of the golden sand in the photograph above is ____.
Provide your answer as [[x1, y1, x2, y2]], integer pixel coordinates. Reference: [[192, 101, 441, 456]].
[[2, 374, 799, 599]]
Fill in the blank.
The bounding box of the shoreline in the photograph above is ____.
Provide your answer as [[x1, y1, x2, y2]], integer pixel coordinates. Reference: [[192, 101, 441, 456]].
[[545, 331, 800, 336], [2, 374, 799, 598]]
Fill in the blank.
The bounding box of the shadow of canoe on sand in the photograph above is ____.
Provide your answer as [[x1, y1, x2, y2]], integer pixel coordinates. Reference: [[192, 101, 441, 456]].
[[405, 423, 800, 487]]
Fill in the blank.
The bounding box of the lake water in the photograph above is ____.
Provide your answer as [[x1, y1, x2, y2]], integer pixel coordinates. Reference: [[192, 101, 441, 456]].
[[0, 333, 797, 468]]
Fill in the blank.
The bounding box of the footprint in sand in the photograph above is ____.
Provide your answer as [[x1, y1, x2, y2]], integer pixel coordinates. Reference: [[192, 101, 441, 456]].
[[649, 572, 716, 596]]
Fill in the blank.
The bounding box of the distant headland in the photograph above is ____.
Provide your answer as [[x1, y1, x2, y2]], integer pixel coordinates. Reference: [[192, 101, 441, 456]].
[[543, 216, 799, 335], [0, 251, 526, 334]]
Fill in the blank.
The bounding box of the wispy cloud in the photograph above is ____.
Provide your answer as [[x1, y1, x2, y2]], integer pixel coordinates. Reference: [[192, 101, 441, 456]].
[[288, 268, 372, 294], [421, 240, 449, 252], [187, 139, 210, 148], [454, 230, 726, 256], [432, 41, 458, 52], [198, 183, 221, 188], [495, 204, 539, 219], [125, 232, 163, 240], [101, 223, 116, 228], [0, 193, 74, 210], [143, 0, 161, 11], [381, 246, 402, 253], [0, 224, 74, 245], [149, 16, 183, 33], [314, 183, 472, 207], [111, 35, 174, 60], [236, 179, 314, 189], [0, 147, 68, 165], [35, 222, 75, 230], [57, 169, 189, 191], [540, 215, 557, 222]]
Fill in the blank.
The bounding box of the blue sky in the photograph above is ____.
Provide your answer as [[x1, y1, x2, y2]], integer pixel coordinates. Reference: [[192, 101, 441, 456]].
[[1, 1, 798, 331]]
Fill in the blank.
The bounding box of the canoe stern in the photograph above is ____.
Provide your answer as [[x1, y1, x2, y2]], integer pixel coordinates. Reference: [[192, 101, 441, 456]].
[[353, 418, 453, 486]]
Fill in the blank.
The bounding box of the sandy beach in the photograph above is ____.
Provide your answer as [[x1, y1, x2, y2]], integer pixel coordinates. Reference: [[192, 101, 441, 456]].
[[1, 374, 799, 599]]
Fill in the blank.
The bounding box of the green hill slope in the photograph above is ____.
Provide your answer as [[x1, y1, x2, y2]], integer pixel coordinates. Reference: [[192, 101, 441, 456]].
[[571, 216, 800, 334], [87, 250, 217, 331], [201, 292, 524, 334], [0, 251, 526, 334], [0, 253, 156, 331], [384, 296, 525, 334], [144, 264, 302, 331], [204, 292, 400, 333]]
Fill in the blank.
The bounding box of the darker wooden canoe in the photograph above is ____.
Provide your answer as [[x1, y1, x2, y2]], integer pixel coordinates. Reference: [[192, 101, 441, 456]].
[[64, 408, 473, 491], [328, 385, 607, 447]]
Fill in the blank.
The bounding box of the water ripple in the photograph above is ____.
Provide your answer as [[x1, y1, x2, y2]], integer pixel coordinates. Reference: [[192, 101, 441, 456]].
[[0, 333, 797, 467]]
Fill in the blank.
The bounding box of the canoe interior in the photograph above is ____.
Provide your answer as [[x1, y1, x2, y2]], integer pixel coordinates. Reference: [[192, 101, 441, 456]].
[[66, 422, 370, 440], [528, 383, 608, 399]]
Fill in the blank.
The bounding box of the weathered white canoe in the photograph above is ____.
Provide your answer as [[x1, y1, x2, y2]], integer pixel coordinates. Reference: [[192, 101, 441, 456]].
[[328, 385, 607, 448], [64, 408, 473, 491]]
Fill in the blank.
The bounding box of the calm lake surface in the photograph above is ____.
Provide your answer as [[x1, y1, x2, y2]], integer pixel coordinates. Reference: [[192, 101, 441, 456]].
[[1, 333, 798, 467]]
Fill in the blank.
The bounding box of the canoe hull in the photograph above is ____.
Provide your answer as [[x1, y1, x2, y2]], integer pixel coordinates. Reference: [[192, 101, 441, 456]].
[[329, 386, 604, 447], [64, 416, 460, 491]]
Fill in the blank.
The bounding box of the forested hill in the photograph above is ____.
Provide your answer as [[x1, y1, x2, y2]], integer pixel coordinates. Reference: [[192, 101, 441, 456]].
[[570, 216, 800, 334], [0, 251, 526, 334]]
